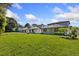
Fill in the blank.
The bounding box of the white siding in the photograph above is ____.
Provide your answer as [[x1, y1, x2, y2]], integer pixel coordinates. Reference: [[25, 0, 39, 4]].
[[34, 28, 42, 33]]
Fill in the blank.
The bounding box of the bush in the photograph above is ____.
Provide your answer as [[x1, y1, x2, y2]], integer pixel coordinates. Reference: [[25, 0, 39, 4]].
[[70, 29, 77, 39], [58, 27, 67, 32]]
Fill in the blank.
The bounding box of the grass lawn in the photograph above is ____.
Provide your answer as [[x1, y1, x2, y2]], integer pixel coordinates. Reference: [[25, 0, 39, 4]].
[[0, 32, 79, 56]]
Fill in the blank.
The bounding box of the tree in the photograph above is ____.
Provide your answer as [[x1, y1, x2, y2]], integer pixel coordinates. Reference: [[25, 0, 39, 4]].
[[5, 17, 18, 32], [0, 3, 11, 8], [32, 24, 38, 27], [24, 23, 30, 28], [70, 27, 77, 39], [15, 24, 23, 32], [0, 14, 7, 34], [0, 3, 12, 34]]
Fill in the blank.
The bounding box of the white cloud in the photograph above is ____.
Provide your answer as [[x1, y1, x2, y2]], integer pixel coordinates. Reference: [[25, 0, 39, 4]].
[[70, 20, 79, 27], [25, 14, 38, 21], [25, 14, 42, 24], [53, 5, 79, 21], [55, 13, 79, 22], [12, 3, 22, 9], [54, 12, 79, 27], [52, 7, 64, 14], [68, 6, 79, 13], [6, 9, 20, 20], [54, 5, 79, 22], [51, 19, 59, 23]]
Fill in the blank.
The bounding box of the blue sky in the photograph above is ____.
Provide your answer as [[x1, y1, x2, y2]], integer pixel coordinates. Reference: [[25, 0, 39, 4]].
[[6, 3, 79, 27]]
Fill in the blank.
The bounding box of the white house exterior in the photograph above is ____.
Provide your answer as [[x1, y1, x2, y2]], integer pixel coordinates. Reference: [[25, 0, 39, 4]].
[[27, 27, 42, 34], [19, 21, 70, 34]]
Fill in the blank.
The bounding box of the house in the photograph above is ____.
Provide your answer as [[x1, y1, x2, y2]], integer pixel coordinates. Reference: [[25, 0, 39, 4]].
[[19, 21, 70, 34], [44, 21, 70, 34]]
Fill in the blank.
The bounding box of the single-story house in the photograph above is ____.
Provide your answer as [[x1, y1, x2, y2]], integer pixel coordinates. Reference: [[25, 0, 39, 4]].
[[19, 21, 70, 34]]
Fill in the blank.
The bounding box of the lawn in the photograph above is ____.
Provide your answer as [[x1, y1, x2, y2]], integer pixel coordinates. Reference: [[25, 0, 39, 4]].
[[0, 32, 79, 56]]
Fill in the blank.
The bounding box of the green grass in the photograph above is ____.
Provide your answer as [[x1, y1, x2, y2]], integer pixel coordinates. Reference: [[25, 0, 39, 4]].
[[0, 32, 79, 56]]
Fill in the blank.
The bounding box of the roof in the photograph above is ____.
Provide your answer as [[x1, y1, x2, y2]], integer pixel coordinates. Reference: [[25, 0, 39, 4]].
[[48, 21, 70, 25]]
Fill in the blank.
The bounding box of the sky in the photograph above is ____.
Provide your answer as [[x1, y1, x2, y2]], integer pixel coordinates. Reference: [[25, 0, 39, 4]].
[[6, 3, 79, 27]]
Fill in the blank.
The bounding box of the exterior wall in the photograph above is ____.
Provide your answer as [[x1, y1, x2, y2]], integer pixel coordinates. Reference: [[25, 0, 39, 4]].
[[25, 29, 29, 33], [47, 28, 55, 34], [34, 28, 42, 33], [24, 28, 42, 34], [31, 28, 42, 34], [42, 28, 55, 34], [77, 29, 79, 36]]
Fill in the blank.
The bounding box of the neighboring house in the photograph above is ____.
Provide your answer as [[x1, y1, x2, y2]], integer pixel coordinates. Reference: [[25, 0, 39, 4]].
[[20, 26, 42, 34], [19, 21, 70, 34]]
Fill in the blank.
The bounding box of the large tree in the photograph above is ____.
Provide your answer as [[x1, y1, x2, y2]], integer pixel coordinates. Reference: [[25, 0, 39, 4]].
[[0, 3, 11, 34], [5, 17, 18, 32], [0, 14, 7, 34], [24, 23, 31, 28]]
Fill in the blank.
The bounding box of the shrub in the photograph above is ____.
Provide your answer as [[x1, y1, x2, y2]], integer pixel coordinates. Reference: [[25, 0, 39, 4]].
[[70, 28, 77, 39], [54, 32, 64, 35]]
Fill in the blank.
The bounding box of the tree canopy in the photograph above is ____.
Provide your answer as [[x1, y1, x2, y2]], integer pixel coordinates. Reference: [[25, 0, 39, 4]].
[[5, 17, 18, 32], [0, 14, 7, 34], [0, 3, 12, 34], [24, 23, 31, 28]]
